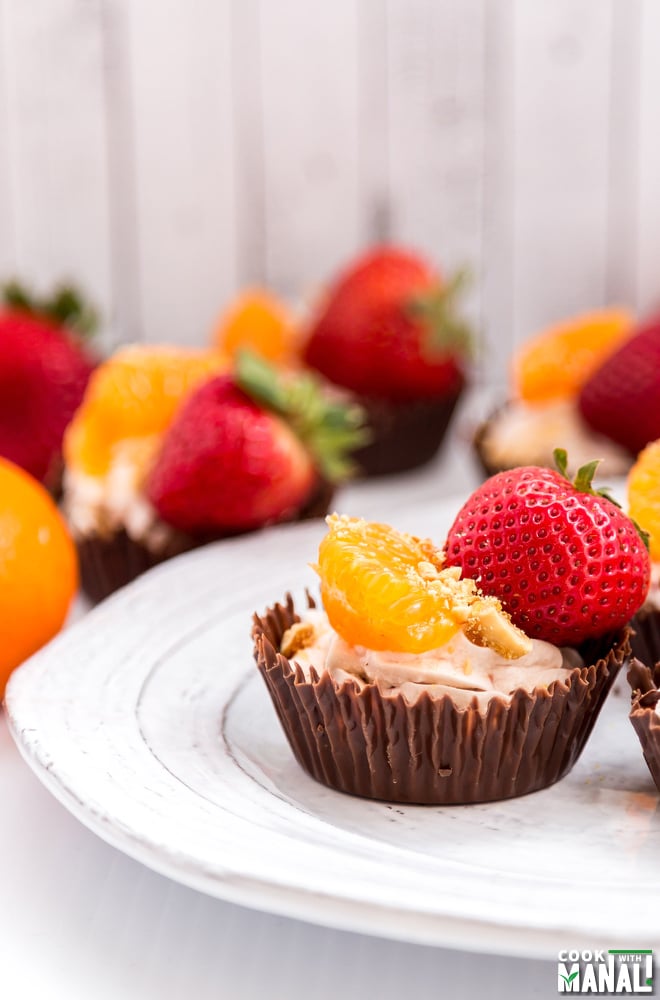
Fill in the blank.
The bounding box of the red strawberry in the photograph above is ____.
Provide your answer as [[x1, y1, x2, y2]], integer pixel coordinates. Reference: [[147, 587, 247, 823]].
[[578, 314, 660, 455], [443, 451, 650, 646], [303, 246, 471, 402], [0, 282, 96, 486], [146, 353, 367, 534]]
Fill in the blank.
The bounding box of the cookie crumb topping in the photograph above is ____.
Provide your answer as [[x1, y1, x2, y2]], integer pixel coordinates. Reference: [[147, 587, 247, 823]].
[[281, 621, 316, 658]]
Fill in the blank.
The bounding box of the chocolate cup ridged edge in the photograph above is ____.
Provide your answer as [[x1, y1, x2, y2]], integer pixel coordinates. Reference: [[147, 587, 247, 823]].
[[253, 595, 630, 806], [627, 609, 660, 793]]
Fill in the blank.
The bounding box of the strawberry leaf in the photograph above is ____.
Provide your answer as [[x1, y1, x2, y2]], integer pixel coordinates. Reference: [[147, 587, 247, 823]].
[[553, 447, 568, 479], [2, 279, 98, 337], [554, 447, 651, 549], [631, 519, 651, 552], [235, 350, 370, 483], [407, 269, 476, 362], [573, 458, 601, 494]]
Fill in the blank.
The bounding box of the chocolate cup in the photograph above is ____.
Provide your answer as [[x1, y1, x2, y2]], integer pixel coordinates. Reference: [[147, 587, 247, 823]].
[[253, 595, 630, 805], [630, 608, 660, 668], [76, 479, 335, 604], [627, 611, 660, 793], [628, 659, 660, 793], [354, 382, 464, 477]]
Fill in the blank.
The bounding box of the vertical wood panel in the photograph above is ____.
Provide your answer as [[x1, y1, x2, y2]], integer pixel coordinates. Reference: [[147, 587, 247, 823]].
[[231, 0, 266, 288], [605, 0, 641, 309], [357, 0, 390, 244], [259, 0, 363, 298], [385, 0, 486, 329], [637, 0, 660, 314], [101, 0, 143, 347], [127, 0, 236, 345], [482, 0, 515, 387], [2, 0, 112, 330], [512, 0, 613, 344], [0, 0, 16, 275]]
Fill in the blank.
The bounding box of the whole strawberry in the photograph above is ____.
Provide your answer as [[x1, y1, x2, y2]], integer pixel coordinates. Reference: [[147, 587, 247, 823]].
[[303, 246, 471, 402], [146, 353, 366, 534], [444, 450, 650, 646], [578, 314, 660, 455], [0, 282, 96, 486]]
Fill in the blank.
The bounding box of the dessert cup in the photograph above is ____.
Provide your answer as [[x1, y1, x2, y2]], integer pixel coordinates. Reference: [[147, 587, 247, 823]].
[[253, 594, 630, 805], [354, 383, 464, 477], [628, 656, 660, 793], [78, 480, 334, 603]]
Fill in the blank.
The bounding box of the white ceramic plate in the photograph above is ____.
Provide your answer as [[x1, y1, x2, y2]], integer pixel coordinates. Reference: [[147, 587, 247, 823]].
[[5, 496, 659, 958]]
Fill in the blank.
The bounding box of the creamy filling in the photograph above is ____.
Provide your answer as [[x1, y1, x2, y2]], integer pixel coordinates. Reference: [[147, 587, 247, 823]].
[[64, 439, 182, 553], [480, 399, 631, 476], [290, 611, 583, 711]]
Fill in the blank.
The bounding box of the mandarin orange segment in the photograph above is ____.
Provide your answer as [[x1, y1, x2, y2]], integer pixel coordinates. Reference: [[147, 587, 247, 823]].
[[212, 289, 297, 362], [628, 440, 660, 561], [514, 308, 633, 403], [64, 346, 228, 476], [315, 515, 478, 653], [0, 458, 78, 696]]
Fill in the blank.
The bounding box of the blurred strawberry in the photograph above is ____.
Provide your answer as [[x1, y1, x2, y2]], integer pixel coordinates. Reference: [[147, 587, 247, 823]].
[[0, 281, 97, 487], [578, 314, 660, 455], [146, 352, 367, 533], [303, 246, 471, 403]]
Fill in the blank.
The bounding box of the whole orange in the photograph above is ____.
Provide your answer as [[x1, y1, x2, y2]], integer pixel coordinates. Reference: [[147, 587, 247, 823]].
[[0, 458, 78, 698]]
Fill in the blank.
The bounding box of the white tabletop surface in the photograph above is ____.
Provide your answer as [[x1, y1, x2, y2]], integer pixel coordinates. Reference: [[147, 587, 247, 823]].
[[0, 398, 572, 999]]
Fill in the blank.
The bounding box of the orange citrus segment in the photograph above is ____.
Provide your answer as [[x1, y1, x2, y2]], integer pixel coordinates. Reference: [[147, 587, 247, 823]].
[[514, 308, 633, 403], [0, 458, 78, 696], [212, 289, 297, 362], [315, 515, 476, 653], [64, 346, 228, 477], [628, 440, 660, 561]]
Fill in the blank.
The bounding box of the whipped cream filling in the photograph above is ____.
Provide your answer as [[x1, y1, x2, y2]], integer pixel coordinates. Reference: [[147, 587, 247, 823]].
[[64, 441, 182, 552], [290, 611, 583, 711], [481, 399, 631, 476]]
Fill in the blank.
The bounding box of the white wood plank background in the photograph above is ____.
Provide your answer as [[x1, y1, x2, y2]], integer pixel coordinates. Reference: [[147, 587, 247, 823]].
[[0, 0, 658, 386]]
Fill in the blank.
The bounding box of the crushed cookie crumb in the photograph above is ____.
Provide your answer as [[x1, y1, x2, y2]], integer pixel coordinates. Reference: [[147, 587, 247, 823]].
[[280, 621, 316, 658]]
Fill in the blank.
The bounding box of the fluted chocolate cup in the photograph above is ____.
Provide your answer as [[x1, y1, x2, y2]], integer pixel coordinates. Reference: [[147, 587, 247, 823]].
[[630, 609, 660, 668], [76, 480, 335, 604], [354, 382, 464, 477], [628, 633, 660, 793], [253, 595, 630, 805]]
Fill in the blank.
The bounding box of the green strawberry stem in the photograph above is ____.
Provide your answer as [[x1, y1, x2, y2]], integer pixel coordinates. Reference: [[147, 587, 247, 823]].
[[235, 350, 370, 483], [553, 447, 650, 551], [2, 279, 98, 337], [407, 268, 475, 361]]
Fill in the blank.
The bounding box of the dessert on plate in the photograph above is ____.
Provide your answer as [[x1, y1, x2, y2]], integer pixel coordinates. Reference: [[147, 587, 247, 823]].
[[64, 347, 364, 602], [303, 245, 472, 476], [0, 280, 96, 492], [627, 439, 660, 665], [253, 453, 646, 804], [626, 439, 660, 792], [475, 310, 633, 478], [579, 312, 660, 456]]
